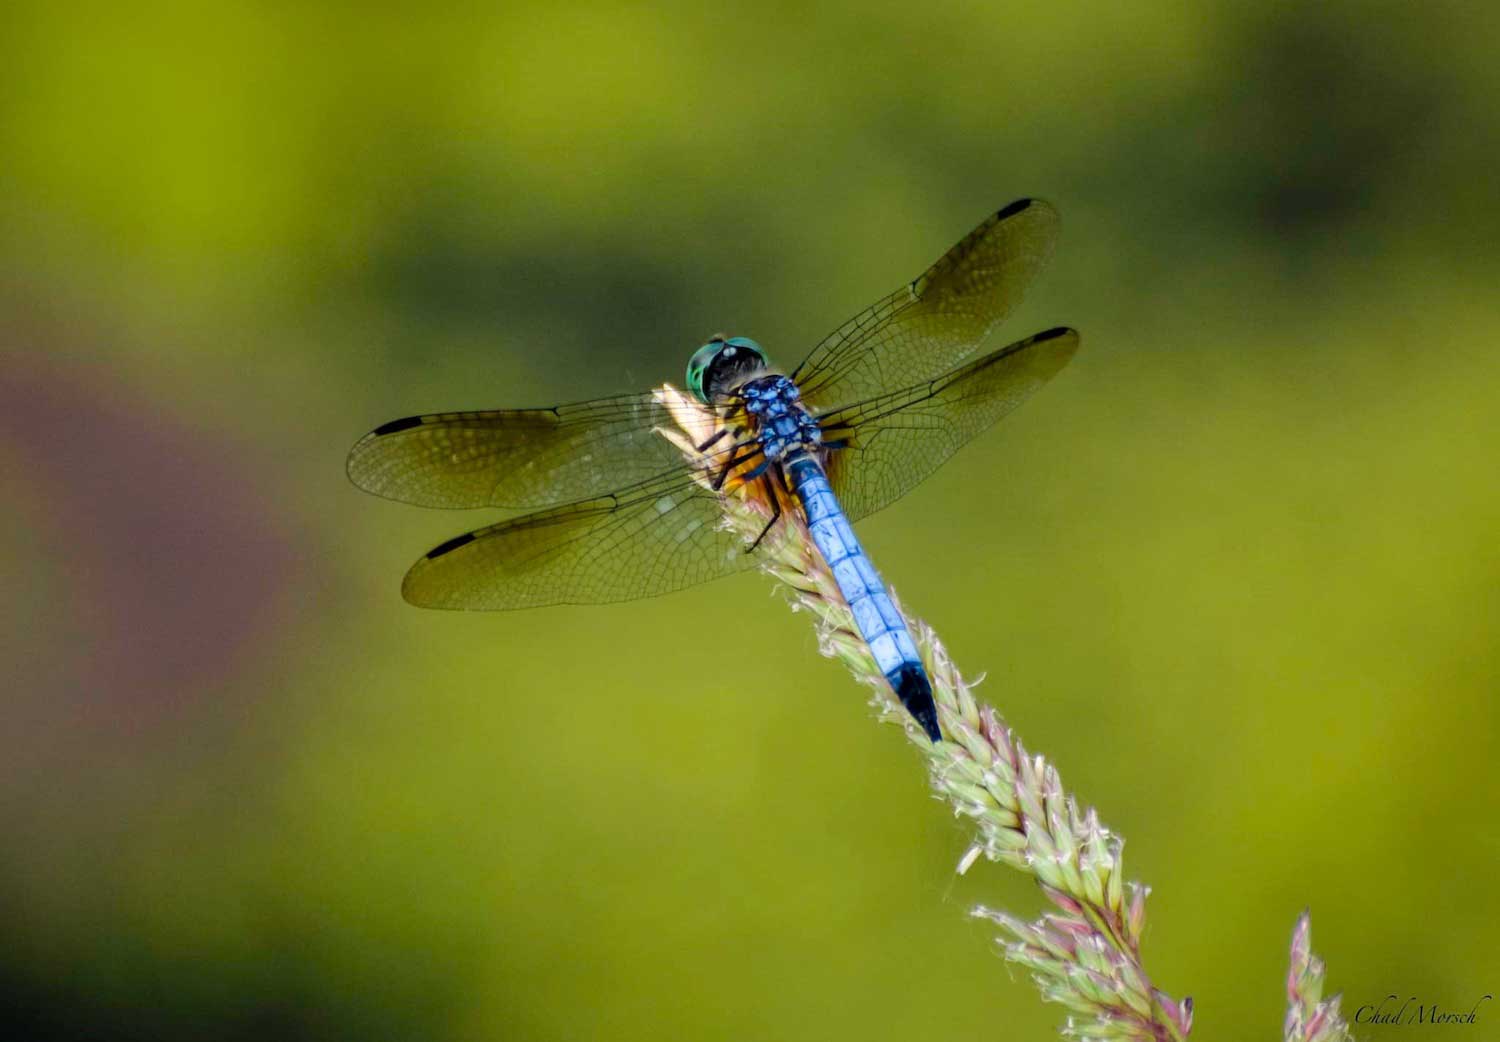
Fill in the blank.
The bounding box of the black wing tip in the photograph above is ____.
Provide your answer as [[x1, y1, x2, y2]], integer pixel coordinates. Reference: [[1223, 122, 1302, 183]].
[[373, 415, 425, 436], [995, 197, 1061, 223], [996, 198, 1035, 220], [1032, 326, 1078, 344], [425, 532, 477, 559]]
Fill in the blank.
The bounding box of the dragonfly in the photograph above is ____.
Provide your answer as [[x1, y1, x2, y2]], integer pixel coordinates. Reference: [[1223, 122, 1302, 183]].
[[347, 199, 1078, 742]]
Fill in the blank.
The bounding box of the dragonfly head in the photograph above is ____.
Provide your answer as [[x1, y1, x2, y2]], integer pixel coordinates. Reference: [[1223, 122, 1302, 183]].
[[687, 336, 770, 403]]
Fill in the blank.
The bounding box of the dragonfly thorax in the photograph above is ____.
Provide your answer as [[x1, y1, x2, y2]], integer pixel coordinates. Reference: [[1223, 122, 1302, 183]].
[[740, 375, 822, 463]]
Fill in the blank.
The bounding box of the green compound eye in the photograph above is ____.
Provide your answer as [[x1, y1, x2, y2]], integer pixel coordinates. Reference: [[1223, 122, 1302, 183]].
[[723, 336, 767, 363], [686, 339, 722, 403], [686, 337, 769, 402]]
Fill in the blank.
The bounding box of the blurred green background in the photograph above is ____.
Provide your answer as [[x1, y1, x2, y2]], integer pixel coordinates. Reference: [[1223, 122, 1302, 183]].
[[3, 1, 1497, 1038]]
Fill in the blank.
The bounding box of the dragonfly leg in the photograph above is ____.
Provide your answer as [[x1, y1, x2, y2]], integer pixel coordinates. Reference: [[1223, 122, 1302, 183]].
[[741, 457, 772, 482], [745, 475, 782, 553], [713, 446, 760, 491], [696, 428, 729, 453], [773, 460, 791, 496]]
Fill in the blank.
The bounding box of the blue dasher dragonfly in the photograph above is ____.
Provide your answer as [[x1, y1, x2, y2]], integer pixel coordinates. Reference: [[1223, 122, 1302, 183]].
[[348, 199, 1078, 742]]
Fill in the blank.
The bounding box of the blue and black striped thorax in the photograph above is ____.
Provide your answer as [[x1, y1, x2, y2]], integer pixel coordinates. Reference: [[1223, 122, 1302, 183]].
[[737, 375, 822, 464]]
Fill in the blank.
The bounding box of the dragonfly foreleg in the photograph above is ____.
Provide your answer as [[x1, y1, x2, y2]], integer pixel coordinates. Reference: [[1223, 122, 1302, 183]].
[[712, 445, 761, 491], [696, 428, 729, 452], [745, 475, 782, 553]]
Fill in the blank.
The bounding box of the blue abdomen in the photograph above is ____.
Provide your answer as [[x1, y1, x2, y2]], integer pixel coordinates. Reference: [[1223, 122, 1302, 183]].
[[784, 455, 941, 741]]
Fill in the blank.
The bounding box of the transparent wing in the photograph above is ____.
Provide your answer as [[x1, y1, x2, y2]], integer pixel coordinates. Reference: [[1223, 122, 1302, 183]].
[[792, 199, 1060, 409], [399, 464, 759, 610], [349, 201, 1055, 510], [818, 327, 1079, 524], [391, 331, 1075, 610], [346, 393, 675, 509]]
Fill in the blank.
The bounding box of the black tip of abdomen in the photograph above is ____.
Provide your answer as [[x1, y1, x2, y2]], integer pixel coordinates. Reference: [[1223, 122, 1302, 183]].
[[889, 665, 942, 742]]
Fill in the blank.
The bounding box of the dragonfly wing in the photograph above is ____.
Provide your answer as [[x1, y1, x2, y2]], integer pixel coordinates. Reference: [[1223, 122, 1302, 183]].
[[347, 392, 676, 509], [792, 199, 1060, 408], [818, 327, 1078, 524], [399, 467, 758, 609]]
